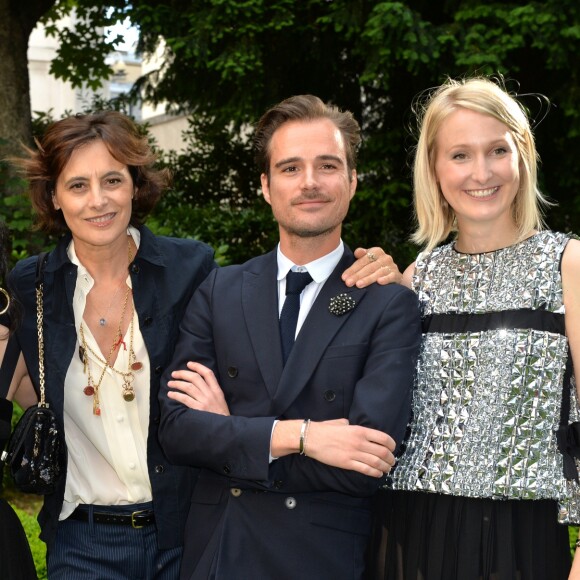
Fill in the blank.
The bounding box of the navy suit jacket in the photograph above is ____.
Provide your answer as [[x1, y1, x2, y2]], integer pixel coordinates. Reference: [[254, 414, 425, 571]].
[[159, 247, 421, 580]]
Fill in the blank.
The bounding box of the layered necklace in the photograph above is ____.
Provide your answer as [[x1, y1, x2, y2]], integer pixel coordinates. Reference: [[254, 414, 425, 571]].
[[78, 240, 143, 416]]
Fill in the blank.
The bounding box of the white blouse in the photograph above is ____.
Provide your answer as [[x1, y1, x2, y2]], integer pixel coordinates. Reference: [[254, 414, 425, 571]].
[[60, 228, 152, 520]]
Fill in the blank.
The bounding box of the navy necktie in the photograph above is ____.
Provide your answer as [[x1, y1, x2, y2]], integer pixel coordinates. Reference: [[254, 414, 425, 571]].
[[279, 270, 313, 365]]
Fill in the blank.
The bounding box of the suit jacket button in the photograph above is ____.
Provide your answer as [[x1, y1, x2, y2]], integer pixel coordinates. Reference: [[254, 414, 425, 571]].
[[227, 367, 238, 378], [323, 390, 336, 402], [285, 497, 297, 510], [154, 465, 164, 474], [130, 263, 140, 274], [230, 488, 242, 497], [223, 463, 232, 474]]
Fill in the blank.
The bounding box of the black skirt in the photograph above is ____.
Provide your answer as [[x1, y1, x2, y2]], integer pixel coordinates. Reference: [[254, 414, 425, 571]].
[[365, 489, 570, 580]]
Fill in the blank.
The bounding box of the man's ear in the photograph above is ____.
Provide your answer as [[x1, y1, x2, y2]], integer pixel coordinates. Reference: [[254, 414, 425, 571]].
[[261, 173, 272, 206], [349, 170, 357, 200]]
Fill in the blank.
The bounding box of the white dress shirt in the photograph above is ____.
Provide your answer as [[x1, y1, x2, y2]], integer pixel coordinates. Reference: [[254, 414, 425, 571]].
[[276, 240, 344, 337]]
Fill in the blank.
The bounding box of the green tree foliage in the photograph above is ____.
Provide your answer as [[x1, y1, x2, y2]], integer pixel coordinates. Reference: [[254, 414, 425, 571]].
[[7, 0, 580, 266], [132, 0, 580, 264]]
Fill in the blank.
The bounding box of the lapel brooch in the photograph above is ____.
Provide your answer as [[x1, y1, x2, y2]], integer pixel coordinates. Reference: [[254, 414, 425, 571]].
[[329, 293, 357, 316]]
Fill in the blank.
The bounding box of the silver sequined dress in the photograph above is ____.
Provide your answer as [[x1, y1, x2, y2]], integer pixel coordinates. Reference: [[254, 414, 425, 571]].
[[389, 231, 580, 524]]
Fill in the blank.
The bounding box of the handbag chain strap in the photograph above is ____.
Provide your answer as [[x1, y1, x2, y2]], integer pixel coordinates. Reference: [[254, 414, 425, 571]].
[[35, 253, 49, 409], [35, 282, 47, 407]]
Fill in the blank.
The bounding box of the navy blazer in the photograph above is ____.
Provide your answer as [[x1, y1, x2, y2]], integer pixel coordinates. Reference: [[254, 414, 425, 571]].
[[159, 247, 422, 579], [5, 225, 216, 550]]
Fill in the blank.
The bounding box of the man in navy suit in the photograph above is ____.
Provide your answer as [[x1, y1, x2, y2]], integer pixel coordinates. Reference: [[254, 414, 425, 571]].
[[159, 95, 421, 579]]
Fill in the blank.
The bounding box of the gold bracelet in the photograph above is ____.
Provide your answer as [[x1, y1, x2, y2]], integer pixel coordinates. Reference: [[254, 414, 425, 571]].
[[299, 419, 311, 455]]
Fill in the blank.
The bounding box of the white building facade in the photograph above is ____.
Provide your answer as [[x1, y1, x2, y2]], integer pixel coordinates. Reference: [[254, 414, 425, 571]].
[[28, 17, 187, 151]]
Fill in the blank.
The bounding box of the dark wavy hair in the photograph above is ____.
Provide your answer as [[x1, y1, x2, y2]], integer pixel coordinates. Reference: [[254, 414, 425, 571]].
[[12, 111, 170, 234]]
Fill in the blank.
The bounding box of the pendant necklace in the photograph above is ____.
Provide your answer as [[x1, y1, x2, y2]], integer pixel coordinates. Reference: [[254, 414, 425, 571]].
[[91, 281, 125, 327]]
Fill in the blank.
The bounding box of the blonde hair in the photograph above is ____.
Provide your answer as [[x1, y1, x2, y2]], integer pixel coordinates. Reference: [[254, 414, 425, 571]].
[[411, 77, 549, 251]]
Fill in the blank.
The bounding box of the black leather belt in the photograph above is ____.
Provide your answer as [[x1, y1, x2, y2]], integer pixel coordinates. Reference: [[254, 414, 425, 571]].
[[69, 507, 155, 528]]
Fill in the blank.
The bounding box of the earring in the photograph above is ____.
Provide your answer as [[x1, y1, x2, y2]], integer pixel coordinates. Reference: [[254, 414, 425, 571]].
[[0, 287, 10, 316]]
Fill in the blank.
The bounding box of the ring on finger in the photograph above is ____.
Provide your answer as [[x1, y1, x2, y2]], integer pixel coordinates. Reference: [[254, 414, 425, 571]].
[[367, 251, 377, 263]]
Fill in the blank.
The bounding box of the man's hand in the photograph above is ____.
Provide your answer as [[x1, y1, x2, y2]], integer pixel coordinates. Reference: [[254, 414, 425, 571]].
[[306, 419, 396, 477], [342, 247, 402, 288], [167, 362, 230, 415], [272, 418, 396, 478]]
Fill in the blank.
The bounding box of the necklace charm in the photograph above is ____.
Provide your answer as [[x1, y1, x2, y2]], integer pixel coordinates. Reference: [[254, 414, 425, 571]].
[[83, 385, 95, 396], [93, 389, 101, 415], [89, 278, 125, 329], [122, 372, 136, 402], [131, 361, 143, 371]]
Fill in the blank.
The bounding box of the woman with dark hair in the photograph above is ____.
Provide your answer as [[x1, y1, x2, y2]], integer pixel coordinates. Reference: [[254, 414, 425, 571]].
[[0, 111, 216, 578], [0, 220, 37, 580]]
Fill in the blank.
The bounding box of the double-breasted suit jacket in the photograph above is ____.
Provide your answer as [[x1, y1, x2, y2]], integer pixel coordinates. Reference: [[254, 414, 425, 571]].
[[159, 247, 421, 580]]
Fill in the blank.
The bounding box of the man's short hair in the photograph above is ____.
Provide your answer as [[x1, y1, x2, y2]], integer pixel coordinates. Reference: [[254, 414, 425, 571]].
[[254, 95, 361, 180]]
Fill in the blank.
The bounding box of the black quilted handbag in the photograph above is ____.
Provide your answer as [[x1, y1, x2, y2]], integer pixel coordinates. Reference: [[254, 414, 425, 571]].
[[3, 253, 66, 494]]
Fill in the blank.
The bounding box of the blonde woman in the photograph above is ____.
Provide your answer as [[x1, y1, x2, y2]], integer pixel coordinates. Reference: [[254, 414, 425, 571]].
[[368, 78, 580, 579]]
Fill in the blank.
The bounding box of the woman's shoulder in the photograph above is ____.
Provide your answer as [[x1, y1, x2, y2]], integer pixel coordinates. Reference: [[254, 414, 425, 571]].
[[155, 234, 213, 255], [401, 262, 416, 289], [531, 230, 579, 260], [7, 252, 52, 313], [415, 241, 454, 267], [561, 234, 580, 268], [139, 226, 215, 264], [535, 229, 578, 244], [9, 254, 43, 290]]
